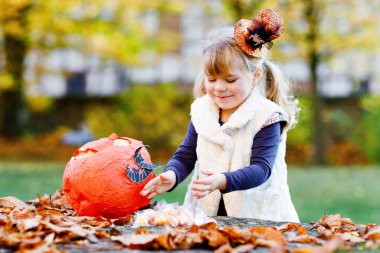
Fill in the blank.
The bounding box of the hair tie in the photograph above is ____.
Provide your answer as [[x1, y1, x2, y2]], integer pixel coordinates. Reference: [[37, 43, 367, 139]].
[[234, 9, 284, 58]]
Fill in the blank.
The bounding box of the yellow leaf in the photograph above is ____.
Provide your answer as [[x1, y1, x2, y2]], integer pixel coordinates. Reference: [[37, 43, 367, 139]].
[[4, 20, 25, 37], [0, 73, 14, 91]]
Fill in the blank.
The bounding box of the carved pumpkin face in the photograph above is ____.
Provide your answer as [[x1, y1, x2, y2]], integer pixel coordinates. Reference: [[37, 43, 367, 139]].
[[62, 133, 157, 218]]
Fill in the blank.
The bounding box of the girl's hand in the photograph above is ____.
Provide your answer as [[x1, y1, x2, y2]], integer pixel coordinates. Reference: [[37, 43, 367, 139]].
[[140, 170, 176, 199], [191, 170, 227, 199]]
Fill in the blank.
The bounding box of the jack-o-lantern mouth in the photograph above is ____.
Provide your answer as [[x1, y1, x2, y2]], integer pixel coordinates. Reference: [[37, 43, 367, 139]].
[[72, 148, 97, 159], [113, 137, 132, 146]]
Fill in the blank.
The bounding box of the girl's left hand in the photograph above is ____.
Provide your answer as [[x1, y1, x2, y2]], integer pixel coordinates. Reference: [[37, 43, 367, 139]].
[[191, 170, 227, 199]]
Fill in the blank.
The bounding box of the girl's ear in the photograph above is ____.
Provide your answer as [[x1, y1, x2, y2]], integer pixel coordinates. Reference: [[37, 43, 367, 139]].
[[253, 69, 263, 83]]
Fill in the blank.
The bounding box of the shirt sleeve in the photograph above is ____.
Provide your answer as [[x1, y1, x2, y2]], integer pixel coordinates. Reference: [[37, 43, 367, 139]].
[[163, 121, 198, 190], [222, 122, 282, 193]]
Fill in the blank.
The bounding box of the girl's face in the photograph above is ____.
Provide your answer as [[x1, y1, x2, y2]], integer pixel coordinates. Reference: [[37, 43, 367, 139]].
[[205, 69, 253, 113]]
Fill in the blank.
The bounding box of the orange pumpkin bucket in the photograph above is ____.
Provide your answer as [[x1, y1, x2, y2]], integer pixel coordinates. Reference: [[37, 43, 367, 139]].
[[62, 133, 158, 218]]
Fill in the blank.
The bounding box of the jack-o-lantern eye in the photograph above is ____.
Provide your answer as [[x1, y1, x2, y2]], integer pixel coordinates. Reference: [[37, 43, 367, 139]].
[[73, 148, 98, 159], [113, 137, 132, 146]]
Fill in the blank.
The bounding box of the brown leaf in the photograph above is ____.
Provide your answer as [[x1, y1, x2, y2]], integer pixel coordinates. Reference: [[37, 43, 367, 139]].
[[297, 225, 308, 235], [364, 226, 380, 241], [249, 227, 287, 248], [311, 214, 343, 233], [63, 244, 123, 250], [275, 223, 299, 232], [199, 221, 218, 230], [277, 223, 308, 237], [0, 214, 13, 231], [0, 232, 42, 248], [37, 209, 63, 217], [341, 232, 365, 243], [113, 215, 132, 226], [40, 220, 94, 239], [0, 196, 32, 210], [205, 229, 228, 248], [170, 232, 188, 249], [254, 238, 277, 248], [231, 243, 255, 253], [177, 232, 203, 249], [17, 218, 41, 232], [314, 237, 344, 253], [293, 247, 315, 253], [317, 226, 333, 240], [83, 219, 111, 228], [222, 227, 251, 244], [341, 218, 354, 226], [155, 233, 172, 250], [37, 193, 51, 209], [214, 243, 233, 253], [16, 233, 61, 253], [111, 233, 160, 247], [134, 227, 149, 234], [323, 214, 342, 232], [289, 234, 324, 245]]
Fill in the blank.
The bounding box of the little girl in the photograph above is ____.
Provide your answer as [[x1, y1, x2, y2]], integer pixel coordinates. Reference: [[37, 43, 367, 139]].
[[141, 9, 300, 222]]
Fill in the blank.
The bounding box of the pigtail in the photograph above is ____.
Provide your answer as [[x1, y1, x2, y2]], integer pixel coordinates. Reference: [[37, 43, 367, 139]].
[[193, 70, 206, 98], [263, 60, 299, 130]]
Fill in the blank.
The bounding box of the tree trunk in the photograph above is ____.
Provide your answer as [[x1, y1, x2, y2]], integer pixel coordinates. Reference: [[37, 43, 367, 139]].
[[0, 6, 30, 138], [305, 0, 325, 164]]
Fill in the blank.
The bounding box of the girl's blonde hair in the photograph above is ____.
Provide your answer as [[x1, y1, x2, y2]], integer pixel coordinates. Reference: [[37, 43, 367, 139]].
[[194, 27, 299, 129]]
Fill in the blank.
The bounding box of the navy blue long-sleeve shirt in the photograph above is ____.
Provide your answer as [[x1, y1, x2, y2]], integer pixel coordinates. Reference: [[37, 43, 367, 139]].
[[164, 121, 283, 193]]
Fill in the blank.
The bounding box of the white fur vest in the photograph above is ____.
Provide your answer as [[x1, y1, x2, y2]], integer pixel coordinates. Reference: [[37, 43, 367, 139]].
[[183, 86, 300, 222]]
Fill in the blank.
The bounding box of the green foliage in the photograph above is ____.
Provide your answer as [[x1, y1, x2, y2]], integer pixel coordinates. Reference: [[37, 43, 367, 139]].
[[26, 96, 55, 113], [285, 96, 314, 164], [25, 0, 185, 64], [287, 96, 312, 146], [325, 107, 353, 141], [357, 95, 380, 163], [84, 84, 193, 161]]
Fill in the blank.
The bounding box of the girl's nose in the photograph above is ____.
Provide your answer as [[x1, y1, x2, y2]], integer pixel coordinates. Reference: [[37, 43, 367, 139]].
[[215, 80, 227, 91]]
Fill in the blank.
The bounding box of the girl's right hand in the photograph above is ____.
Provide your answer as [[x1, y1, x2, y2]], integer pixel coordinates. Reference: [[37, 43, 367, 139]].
[[140, 170, 176, 199]]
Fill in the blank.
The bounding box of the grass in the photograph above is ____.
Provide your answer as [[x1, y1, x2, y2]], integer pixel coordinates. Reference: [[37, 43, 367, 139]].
[[1, 161, 379, 225], [0, 161, 65, 200], [288, 166, 380, 224]]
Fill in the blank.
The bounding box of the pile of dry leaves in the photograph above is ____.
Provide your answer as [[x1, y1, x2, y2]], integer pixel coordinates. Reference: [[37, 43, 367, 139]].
[[0, 190, 130, 252], [1, 190, 379, 252]]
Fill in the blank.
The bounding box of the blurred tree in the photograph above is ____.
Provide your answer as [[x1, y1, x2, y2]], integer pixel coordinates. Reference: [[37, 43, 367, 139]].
[[282, 0, 379, 164], [220, 0, 380, 164], [0, 0, 31, 138], [0, 0, 184, 139]]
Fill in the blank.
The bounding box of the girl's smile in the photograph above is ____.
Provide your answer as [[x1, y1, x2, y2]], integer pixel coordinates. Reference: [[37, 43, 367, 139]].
[[216, 95, 233, 100]]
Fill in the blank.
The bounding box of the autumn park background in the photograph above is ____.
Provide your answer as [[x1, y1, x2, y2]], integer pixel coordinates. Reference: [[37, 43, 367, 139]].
[[0, 0, 380, 224]]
